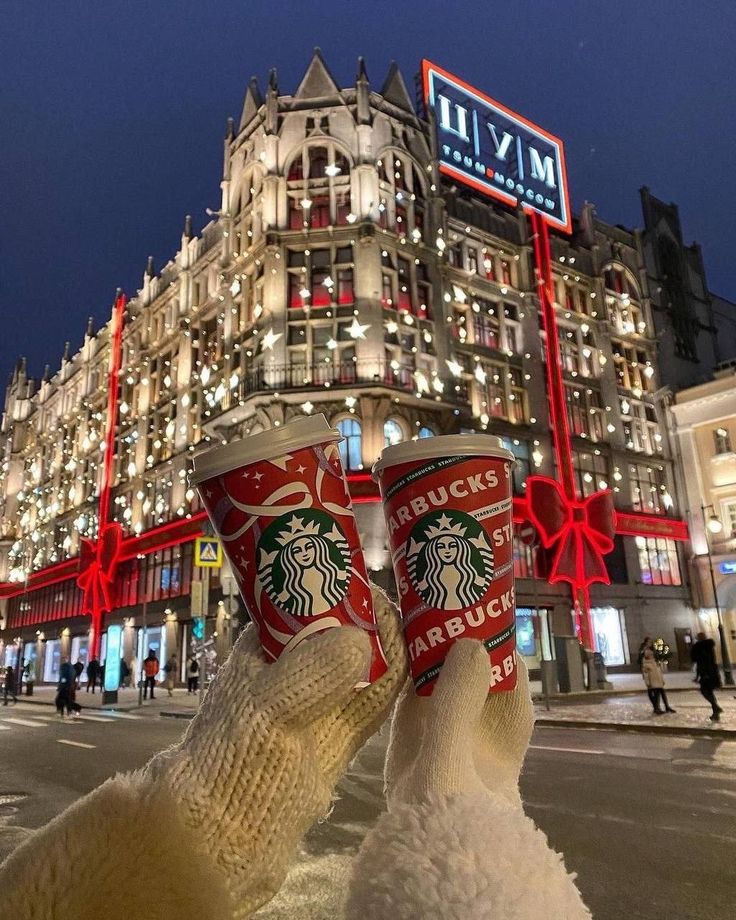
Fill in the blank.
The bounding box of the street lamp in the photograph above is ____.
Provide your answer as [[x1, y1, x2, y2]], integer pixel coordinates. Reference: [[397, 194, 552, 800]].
[[701, 504, 735, 686]]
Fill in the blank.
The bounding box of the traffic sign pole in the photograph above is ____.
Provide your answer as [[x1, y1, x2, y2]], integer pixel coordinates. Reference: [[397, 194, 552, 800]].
[[199, 565, 209, 706]]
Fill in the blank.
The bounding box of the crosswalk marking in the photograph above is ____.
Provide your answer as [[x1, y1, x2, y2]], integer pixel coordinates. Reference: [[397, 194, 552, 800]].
[[57, 739, 96, 749], [530, 744, 605, 756], [0, 717, 46, 728]]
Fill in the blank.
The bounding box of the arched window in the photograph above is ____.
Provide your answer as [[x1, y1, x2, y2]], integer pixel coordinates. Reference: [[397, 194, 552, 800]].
[[418, 426, 434, 439], [384, 418, 404, 447], [337, 418, 362, 470], [308, 147, 329, 179]]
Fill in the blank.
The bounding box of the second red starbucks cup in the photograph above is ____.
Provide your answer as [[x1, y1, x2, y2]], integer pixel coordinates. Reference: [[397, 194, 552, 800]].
[[373, 435, 516, 695], [190, 414, 388, 685]]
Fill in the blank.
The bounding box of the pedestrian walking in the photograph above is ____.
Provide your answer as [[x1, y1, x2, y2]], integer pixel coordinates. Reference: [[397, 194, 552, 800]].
[[142, 649, 159, 700], [3, 665, 18, 706], [55, 658, 75, 718], [691, 631, 724, 722], [73, 659, 84, 689], [641, 648, 676, 714], [163, 655, 177, 697], [186, 655, 199, 693], [24, 658, 36, 696], [86, 658, 101, 693], [637, 635, 653, 670]]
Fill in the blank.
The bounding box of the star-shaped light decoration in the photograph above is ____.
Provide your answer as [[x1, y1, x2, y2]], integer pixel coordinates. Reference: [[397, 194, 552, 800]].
[[348, 318, 369, 340], [446, 359, 464, 377], [474, 365, 487, 385], [301, 400, 314, 414], [261, 328, 283, 351]]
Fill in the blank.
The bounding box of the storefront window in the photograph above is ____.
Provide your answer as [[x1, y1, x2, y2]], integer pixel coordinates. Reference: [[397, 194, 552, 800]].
[[591, 607, 628, 665], [43, 639, 62, 683], [71, 636, 90, 681], [515, 608, 552, 669], [636, 536, 681, 586]]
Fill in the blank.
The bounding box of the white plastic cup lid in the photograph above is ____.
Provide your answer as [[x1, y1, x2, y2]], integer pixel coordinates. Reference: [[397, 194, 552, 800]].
[[189, 413, 341, 486], [372, 434, 514, 482]]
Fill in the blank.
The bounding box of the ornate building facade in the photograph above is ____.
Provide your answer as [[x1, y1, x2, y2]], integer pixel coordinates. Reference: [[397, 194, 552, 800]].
[[0, 52, 726, 685]]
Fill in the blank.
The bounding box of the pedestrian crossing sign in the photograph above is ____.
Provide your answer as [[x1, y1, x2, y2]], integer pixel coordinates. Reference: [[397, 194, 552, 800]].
[[195, 536, 222, 568]]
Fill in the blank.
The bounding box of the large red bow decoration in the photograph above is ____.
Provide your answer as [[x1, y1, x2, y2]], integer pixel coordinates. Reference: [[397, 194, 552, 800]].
[[76, 522, 123, 616], [525, 476, 616, 591]]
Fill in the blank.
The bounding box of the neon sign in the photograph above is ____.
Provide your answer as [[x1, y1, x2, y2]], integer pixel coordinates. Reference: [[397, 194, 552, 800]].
[[422, 60, 572, 234]]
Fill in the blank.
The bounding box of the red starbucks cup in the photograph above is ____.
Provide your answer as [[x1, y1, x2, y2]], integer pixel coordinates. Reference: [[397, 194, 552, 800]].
[[190, 414, 387, 685], [373, 435, 516, 695]]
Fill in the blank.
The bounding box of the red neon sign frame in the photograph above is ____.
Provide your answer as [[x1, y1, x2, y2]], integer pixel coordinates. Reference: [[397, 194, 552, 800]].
[[422, 59, 573, 235]]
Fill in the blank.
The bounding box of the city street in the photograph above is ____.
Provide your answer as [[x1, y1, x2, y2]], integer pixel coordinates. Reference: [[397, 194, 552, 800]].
[[1, 703, 734, 919]]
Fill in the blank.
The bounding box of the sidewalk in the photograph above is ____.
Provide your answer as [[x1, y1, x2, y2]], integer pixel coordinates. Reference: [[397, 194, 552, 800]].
[[15, 685, 200, 717], [528, 668, 700, 698], [535, 688, 736, 738]]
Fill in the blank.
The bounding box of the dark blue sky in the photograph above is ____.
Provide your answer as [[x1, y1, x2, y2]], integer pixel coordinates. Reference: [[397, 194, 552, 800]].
[[2, 0, 735, 384]]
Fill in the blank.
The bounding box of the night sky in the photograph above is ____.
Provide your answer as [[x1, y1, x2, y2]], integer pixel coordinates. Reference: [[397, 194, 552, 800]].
[[2, 0, 735, 385]]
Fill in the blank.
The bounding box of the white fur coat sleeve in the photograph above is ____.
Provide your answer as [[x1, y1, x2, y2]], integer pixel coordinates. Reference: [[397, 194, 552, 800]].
[[346, 791, 591, 920]]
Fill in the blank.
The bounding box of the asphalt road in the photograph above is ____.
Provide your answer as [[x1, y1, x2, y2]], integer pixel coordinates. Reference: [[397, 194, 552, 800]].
[[1, 703, 734, 920]]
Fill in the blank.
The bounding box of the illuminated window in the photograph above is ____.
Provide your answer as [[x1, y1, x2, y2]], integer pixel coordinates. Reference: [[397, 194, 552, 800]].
[[621, 399, 661, 455], [629, 463, 672, 514], [572, 450, 610, 497], [376, 153, 425, 238], [636, 536, 681, 586], [285, 144, 352, 227], [603, 264, 647, 336], [384, 418, 404, 447], [501, 437, 531, 494], [721, 500, 736, 538], [337, 418, 362, 470], [286, 246, 353, 309], [565, 385, 604, 441]]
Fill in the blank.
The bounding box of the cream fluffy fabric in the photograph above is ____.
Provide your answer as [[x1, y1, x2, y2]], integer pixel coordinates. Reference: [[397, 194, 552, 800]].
[[348, 792, 591, 920], [0, 772, 233, 920]]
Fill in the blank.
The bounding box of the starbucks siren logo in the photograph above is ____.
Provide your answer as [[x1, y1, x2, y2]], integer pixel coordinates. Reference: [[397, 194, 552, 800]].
[[407, 510, 493, 610], [257, 510, 351, 617]]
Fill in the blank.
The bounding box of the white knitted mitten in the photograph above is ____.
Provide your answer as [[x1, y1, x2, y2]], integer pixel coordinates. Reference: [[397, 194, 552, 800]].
[[145, 584, 406, 919], [385, 638, 533, 808], [347, 641, 592, 920]]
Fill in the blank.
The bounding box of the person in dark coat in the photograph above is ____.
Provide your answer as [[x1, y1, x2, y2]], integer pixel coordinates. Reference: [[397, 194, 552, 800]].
[[56, 658, 76, 718], [691, 631, 723, 722], [3, 665, 18, 706], [86, 658, 101, 693], [73, 659, 84, 689]]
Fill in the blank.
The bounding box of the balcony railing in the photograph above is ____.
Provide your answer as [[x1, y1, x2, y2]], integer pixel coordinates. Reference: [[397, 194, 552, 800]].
[[236, 360, 453, 399]]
